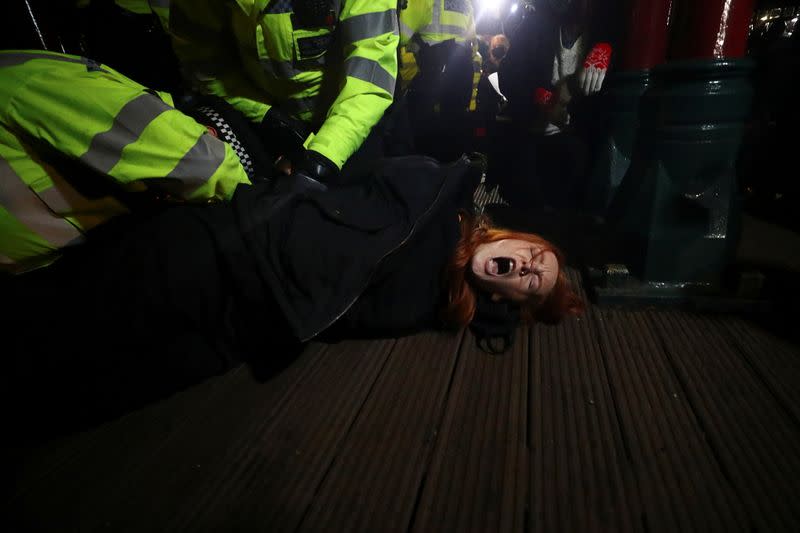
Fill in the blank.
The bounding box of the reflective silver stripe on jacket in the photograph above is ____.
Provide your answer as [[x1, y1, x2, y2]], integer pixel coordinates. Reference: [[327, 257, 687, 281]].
[[36, 172, 125, 225], [341, 9, 397, 44], [260, 54, 328, 79], [263, 0, 293, 14], [418, 24, 466, 40], [344, 56, 395, 95], [264, 0, 342, 15], [36, 183, 94, 215], [0, 157, 84, 248], [165, 133, 227, 192], [80, 93, 173, 174], [260, 57, 303, 79], [419, 0, 467, 40], [0, 52, 110, 73], [399, 18, 414, 42]]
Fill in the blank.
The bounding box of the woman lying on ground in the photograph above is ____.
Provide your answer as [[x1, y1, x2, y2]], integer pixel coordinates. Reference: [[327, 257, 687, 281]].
[[6, 151, 583, 430]]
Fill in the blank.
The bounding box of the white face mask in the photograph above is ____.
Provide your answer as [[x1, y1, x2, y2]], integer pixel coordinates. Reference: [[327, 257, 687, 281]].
[[470, 239, 560, 302]]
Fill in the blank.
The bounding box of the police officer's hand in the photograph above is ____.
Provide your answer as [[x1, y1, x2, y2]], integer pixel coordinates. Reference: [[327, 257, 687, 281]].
[[295, 150, 337, 182], [259, 107, 310, 165], [270, 150, 335, 195]]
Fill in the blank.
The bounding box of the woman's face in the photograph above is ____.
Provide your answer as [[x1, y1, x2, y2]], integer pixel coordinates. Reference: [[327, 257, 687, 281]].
[[470, 239, 560, 302]]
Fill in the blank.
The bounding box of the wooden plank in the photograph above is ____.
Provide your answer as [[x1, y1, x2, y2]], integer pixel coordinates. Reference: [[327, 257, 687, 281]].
[[11, 342, 327, 533], [594, 309, 751, 533], [297, 330, 464, 532], [5, 365, 237, 499], [530, 308, 642, 533], [410, 327, 528, 533], [160, 338, 398, 533], [3, 365, 246, 532], [648, 310, 800, 532], [717, 315, 800, 424]]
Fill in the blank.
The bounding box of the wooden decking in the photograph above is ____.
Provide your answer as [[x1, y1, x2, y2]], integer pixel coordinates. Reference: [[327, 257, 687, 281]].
[[5, 272, 800, 532]]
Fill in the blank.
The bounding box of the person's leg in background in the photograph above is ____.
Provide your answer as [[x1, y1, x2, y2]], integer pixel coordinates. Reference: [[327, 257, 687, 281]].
[[437, 42, 476, 162], [536, 131, 589, 210]]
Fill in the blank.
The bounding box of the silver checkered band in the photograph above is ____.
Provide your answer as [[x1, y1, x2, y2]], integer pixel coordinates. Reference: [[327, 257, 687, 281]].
[[197, 106, 256, 181]]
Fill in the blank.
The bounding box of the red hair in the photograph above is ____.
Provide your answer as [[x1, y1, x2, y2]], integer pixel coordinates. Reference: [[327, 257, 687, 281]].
[[441, 211, 585, 328]]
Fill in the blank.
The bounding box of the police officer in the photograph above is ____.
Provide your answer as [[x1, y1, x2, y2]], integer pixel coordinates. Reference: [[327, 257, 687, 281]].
[[398, 0, 477, 161], [398, 0, 476, 61], [0, 50, 252, 274], [169, 0, 400, 183]]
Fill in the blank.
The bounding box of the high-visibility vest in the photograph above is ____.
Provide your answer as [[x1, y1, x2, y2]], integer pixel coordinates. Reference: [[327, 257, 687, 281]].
[[0, 50, 250, 273], [398, 0, 475, 48], [470, 46, 482, 111], [398, 0, 478, 97], [170, 0, 400, 170], [398, 46, 419, 93]]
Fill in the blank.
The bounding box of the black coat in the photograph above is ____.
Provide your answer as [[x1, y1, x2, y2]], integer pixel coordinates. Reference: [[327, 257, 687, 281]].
[[5, 156, 481, 420], [231, 155, 480, 342]]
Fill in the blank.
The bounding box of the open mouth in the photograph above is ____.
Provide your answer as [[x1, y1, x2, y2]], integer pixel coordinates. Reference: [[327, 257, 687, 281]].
[[487, 257, 515, 276]]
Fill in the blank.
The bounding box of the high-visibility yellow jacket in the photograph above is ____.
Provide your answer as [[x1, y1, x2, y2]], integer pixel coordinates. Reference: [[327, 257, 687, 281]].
[[170, 0, 400, 170], [398, 0, 478, 98], [398, 46, 419, 93], [0, 50, 250, 273], [399, 0, 475, 48], [470, 47, 482, 111]]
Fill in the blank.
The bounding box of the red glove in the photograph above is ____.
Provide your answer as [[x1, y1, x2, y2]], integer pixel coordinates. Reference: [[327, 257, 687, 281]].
[[534, 87, 554, 106], [578, 42, 612, 95]]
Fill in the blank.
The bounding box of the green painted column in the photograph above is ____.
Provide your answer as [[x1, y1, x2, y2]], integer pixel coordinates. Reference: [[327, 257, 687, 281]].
[[589, 0, 759, 306], [607, 58, 753, 285]]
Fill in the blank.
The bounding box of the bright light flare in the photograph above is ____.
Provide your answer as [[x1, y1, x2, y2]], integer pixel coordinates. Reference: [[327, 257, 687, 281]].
[[478, 0, 503, 17]]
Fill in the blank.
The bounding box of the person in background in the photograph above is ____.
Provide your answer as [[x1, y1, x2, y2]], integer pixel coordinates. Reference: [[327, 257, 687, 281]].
[[399, 0, 478, 161], [498, 0, 614, 210], [485, 33, 510, 76], [169, 0, 400, 184], [476, 33, 510, 118], [0, 50, 255, 274]]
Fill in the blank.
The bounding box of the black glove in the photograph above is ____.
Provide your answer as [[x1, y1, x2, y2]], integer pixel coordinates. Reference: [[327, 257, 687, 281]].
[[295, 150, 338, 182], [259, 107, 310, 164], [269, 150, 335, 195]]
